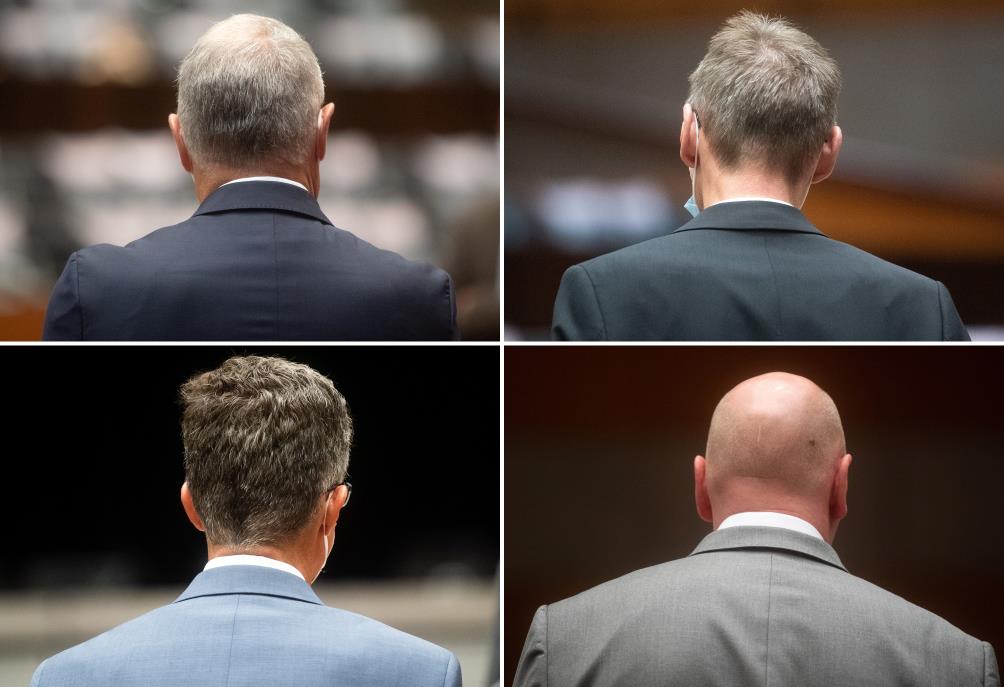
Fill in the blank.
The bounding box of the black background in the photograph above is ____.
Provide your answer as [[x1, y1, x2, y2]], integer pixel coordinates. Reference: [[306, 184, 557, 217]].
[[2, 345, 498, 588]]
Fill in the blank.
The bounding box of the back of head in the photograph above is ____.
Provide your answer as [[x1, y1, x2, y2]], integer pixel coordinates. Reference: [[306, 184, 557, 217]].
[[688, 11, 841, 183], [177, 14, 324, 169], [180, 355, 352, 548], [705, 372, 844, 500]]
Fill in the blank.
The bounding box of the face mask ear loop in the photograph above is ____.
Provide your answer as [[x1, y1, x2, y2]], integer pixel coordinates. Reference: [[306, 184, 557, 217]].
[[693, 116, 699, 186], [684, 112, 701, 218], [317, 492, 333, 582]]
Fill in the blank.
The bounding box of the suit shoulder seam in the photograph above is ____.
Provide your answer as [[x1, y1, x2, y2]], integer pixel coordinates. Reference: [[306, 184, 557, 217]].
[[543, 604, 549, 687], [71, 253, 84, 339], [443, 271, 457, 340], [441, 652, 450, 687], [983, 640, 992, 686], [935, 280, 948, 340], [575, 264, 608, 340]]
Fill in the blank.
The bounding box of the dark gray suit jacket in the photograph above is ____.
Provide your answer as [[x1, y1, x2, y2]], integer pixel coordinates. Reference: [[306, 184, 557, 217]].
[[42, 181, 456, 341], [515, 527, 999, 687], [552, 201, 969, 341]]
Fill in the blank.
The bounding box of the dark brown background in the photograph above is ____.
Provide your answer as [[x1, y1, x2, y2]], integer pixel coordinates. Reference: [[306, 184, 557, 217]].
[[505, 346, 1004, 685]]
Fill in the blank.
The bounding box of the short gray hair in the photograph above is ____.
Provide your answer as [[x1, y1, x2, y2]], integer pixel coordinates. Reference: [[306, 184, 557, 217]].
[[177, 14, 324, 169], [688, 11, 842, 183], [180, 355, 352, 549]]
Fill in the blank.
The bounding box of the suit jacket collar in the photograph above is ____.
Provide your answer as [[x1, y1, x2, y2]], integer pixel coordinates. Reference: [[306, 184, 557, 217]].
[[689, 526, 847, 572], [193, 180, 332, 226], [174, 565, 324, 606], [673, 200, 824, 236]]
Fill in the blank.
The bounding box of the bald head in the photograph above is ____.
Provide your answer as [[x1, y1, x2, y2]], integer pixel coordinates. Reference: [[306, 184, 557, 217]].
[[705, 372, 845, 498]]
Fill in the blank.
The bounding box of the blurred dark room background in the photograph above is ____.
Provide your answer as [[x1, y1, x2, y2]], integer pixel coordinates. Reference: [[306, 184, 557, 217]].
[[504, 0, 1004, 339], [0, 345, 499, 683], [0, 0, 500, 340], [505, 346, 1004, 685]]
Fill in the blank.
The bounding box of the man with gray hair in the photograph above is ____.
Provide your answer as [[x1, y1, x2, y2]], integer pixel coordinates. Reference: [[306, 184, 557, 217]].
[[43, 14, 456, 341], [552, 11, 968, 341], [515, 372, 998, 686], [31, 355, 462, 687]]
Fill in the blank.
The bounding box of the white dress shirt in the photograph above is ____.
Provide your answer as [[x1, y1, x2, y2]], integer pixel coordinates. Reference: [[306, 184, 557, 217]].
[[718, 511, 823, 540], [204, 554, 305, 580], [220, 176, 309, 193], [709, 196, 794, 208]]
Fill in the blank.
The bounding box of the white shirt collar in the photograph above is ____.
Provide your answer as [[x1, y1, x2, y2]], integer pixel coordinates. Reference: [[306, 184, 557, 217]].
[[718, 511, 824, 540], [708, 196, 794, 208], [204, 554, 305, 581], [220, 176, 309, 193]]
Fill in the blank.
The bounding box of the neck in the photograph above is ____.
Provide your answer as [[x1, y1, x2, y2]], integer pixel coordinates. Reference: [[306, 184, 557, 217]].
[[698, 162, 810, 210], [192, 162, 318, 202], [206, 542, 318, 583]]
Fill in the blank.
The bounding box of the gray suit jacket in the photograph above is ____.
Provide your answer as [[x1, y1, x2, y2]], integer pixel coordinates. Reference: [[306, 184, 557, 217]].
[[31, 565, 462, 687], [515, 527, 998, 686]]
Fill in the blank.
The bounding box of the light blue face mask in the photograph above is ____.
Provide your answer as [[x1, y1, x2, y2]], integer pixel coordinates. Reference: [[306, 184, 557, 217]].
[[683, 115, 700, 217], [683, 193, 700, 218]]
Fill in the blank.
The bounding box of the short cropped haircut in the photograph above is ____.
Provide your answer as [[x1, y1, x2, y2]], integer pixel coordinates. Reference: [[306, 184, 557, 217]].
[[176, 14, 324, 169], [688, 11, 842, 183], [180, 355, 352, 548]]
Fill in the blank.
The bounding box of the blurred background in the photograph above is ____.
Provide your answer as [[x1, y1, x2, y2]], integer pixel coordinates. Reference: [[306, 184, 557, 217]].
[[0, 346, 499, 685], [0, 0, 500, 340], [505, 346, 1004, 685], [504, 1, 1004, 339]]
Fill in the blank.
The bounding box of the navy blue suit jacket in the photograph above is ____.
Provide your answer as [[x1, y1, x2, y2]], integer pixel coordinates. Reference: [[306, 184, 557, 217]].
[[552, 201, 970, 341], [42, 181, 456, 340], [31, 565, 462, 687]]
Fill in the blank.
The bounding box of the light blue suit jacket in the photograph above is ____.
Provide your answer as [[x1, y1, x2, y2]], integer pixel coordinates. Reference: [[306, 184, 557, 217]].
[[31, 565, 462, 687]]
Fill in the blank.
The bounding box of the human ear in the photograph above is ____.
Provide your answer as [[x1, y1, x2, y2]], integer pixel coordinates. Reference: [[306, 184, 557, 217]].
[[694, 455, 713, 523], [679, 103, 698, 169], [180, 482, 205, 532], [322, 483, 349, 538], [811, 125, 842, 184], [168, 114, 193, 173], [829, 453, 852, 523], [315, 103, 336, 162]]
